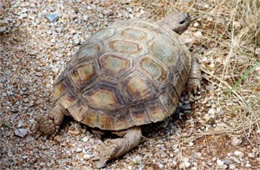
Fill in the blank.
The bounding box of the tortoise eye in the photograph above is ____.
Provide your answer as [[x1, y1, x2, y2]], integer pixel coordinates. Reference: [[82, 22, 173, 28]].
[[179, 20, 185, 25]]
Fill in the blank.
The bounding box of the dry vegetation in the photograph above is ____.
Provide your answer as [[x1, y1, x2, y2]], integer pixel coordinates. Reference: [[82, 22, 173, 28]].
[[0, 0, 259, 169], [172, 0, 260, 139], [183, 0, 259, 141]]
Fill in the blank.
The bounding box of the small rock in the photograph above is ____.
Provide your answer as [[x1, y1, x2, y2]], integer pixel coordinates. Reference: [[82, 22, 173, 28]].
[[35, 72, 43, 77], [160, 151, 167, 158], [193, 22, 199, 27], [245, 163, 251, 168], [24, 98, 29, 103], [181, 157, 191, 168], [0, 20, 8, 32], [133, 155, 142, 163], [208, 108, 216, 115], [189, 141, 194, 146], [17, 120, 23, 128], [223, 159, 233, 165], [230, 156, 240, 163], [45, 13, 59, 23], [82, 136, 88, 142], [229, 164, 236, 169], [158, 164, 164, 168], [83, 15, 89, 21], [76, 148, 82, 153], [14, 128, 28, 137], [73, 34, 80, 45], [194, 31, 202, 37], [234, 150, 244, 157], [231, 136, 242, 146], [83, 153, 91, 159], [19, 13, 28, 19], [248, 153, 255, 158], [217, 159, 224, 167]]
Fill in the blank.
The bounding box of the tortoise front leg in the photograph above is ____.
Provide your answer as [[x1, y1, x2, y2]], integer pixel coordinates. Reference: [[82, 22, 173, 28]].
[[35, 104, 64, 136], [96, 127, 142, 168], [186, 56, 201, 93]]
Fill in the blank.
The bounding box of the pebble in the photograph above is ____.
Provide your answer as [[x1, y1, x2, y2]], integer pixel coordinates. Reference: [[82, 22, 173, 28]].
[[223, 159, 233, 165], [73, 34, 80, 45], [76, 148, 82, 153], [230, 156, 240, 163], [181, 157, 191, 168], [208, 108, 216, 115], [83, 15, 89, 21], [248, 153, 255, 158], [234, 150, 244, 157], [231, 136, 242, 146], [194, 31, 203, 37], [17, 120, 23, 128], [193, 22, 199, 27], [45, 13, 59, 23], [229, 164, 236, 169], [82, 136, 88, 142], [0, 20, 8, 32], [35, 72, 43, 77], [245, 163, 251, 168], [14, 128, 28, 137]]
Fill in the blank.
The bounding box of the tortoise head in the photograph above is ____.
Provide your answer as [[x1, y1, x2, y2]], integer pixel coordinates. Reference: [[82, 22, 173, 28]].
[[161, 12, 191, 35]]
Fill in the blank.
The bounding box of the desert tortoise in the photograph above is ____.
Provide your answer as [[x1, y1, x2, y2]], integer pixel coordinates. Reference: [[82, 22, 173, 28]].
[[36, 12, 201, 167]]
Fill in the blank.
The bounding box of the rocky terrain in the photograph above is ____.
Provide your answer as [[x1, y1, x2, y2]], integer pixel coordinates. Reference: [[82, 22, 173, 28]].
[[0, 0, 259, 169]]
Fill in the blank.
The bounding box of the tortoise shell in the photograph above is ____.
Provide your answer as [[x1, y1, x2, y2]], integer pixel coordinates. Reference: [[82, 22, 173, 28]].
[[53, 20, 192, 131]]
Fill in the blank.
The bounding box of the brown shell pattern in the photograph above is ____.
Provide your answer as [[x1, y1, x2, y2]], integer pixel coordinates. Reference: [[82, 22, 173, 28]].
[[52, 20, 192, 130]]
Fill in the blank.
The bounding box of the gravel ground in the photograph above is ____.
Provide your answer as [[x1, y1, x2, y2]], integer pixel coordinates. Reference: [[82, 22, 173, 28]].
[[0, 0, 259, 169]]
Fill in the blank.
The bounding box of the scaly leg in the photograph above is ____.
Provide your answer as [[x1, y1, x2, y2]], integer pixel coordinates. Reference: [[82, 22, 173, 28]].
[[96, 127, 142, 168], [35, 104, 64, 136], [186, 56, 201, 93]]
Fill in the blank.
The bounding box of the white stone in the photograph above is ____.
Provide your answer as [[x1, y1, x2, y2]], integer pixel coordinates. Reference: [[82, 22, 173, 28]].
[[248, 153, 255, 158], [229, 164, 236, 169], [76, 148, 82, 153], [82, 136, 88, 142], [182, 157, 191, 168], [245, 163, 251, 168], [194, 31, 202, 37], [231, 136, 242, 146], [234, 150, 244, 157], [83, 15, 89, 21], [14, 128, 28, 137], [193, 22, 199, 27], [217, 159, 224, 167]]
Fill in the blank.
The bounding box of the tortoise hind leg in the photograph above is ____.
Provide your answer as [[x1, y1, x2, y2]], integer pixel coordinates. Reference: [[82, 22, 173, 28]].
[[96, 127, 142, 168], [186, 56, 201, 93], [35, 104, 64, 136]]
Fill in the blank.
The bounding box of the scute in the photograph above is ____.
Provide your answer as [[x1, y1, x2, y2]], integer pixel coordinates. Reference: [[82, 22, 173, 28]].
[[83, 84, 124, 110], [58, 89, 77, 109], [53, 80, 68, 101], [100, 55, 130, 75], [88, 28, 115, 42], [150, 41, 177, 65], [121, 28, 147, 40], [130, 107, 150, 126], [146, 101, 167, 122], [68, 101, 88, 122], [159, 93, 176, 116], [109, 40, 142, 54], [75, 43, 101, 59], [140, 56, 167, 82], [124, 73, 156, 102], [70, 63, 96, 90]]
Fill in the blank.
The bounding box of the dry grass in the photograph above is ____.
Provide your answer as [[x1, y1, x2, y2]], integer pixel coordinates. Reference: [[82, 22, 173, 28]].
[[144, 0, 260, 158]]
